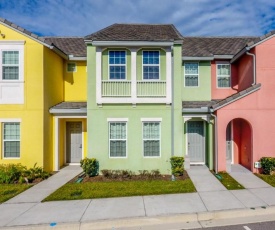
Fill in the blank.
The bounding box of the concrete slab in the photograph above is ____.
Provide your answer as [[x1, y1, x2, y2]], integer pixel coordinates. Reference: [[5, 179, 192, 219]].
[[249, 187, 275, 206], [7, 200, 90, 226], [143, 193, 207, 216], [199, 190, 245, 211], [5, 165, 82, 204], [81, 196, 145, 221], [187, 165, 226, 192], [229, 165, 271, 189], [230, 189, 268, 208], [0, 203, 36, 227]]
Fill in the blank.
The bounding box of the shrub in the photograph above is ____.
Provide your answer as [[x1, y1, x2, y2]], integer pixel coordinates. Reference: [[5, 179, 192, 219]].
[[101, 170, 135, 179], [170, 156, 184, 176], [260, 157, 275, 175], [80, 158, 99, 177], [0, 164, 26, 184], [0, 163, 50, 184]]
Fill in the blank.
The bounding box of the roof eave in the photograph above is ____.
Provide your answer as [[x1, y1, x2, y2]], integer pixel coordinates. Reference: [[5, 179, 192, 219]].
[[85, 40, 175, 47], [182, 107, 210, 113], [68, 55, 87, 61], [182, 56, 214, 61], [49, 108, 87, 115], [230, 47, 249, 63]]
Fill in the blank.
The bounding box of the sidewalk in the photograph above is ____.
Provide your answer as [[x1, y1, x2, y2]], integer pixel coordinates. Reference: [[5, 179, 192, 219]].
[[1, 165, 275, 229]]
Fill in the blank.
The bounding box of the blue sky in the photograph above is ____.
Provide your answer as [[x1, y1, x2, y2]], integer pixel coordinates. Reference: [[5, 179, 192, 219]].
[[0, 0, 275, 37]]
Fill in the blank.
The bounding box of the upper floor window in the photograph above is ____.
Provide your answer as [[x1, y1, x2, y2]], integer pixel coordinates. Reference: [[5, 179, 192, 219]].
[[109, 51, 126, 80], [2, 51, 19, 80], [184, 63, 198, 87], [143, 51, 159, 80], [67, 63, 76, 72], [217, 64, 230, 88]]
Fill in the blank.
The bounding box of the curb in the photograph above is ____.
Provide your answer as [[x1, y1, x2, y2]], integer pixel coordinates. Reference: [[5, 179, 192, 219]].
[[2, 206, 275, 230]]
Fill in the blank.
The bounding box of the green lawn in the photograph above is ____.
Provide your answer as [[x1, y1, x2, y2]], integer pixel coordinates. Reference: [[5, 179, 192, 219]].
[[0, 184, 31, 203], [215, 172, 245, 190], [43, 179, 196, 202], [255, 174, 275, 186]]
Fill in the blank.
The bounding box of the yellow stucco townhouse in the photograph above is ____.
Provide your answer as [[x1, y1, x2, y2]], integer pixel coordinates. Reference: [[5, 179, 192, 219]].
[[0, 18, 87, 171]]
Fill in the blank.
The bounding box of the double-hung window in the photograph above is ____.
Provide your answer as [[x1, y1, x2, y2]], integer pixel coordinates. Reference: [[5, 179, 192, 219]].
[[217, 64, 231, 88], [143, 122, 160, 157], [3, 122, 20, 158], [143, 51, 160, 80], [109, 122, 127, 157], [109, 51, 126, 80], [2, 51, 19, 80], [185, 63, 199, 87]]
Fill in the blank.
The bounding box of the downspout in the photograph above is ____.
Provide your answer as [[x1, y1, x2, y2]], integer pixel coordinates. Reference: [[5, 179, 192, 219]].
[[171, 46, 174, 157], [210, 110, 218, 173], [246, 50, 256, 85]]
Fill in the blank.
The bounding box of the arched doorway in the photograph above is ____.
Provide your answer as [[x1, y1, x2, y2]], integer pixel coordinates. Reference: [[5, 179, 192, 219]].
[[226, 118, 252, 170]]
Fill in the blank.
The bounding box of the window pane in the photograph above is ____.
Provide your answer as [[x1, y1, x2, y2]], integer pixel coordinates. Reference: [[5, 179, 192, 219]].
[[185, 63, 198, 74], [217, 64, 230, 75], [109, 51, 126, 80], [218, 77, 230, 87], [4, 141, 20, 158], [110, 141, 126, 157], [143, 66, 159, 79], [185, 75, 198, 86], [4, 123, 20, 140], [109, 66, 125, 79], [144, 140, 160, 157], [2, 51, 19, 64], [2, 66, 19, 80], [110, 122, 126, 139]]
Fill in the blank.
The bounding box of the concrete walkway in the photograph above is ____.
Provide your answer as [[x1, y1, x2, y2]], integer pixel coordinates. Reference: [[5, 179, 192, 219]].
[[1, 165, 275, 229], [5, 165, 83, 204]]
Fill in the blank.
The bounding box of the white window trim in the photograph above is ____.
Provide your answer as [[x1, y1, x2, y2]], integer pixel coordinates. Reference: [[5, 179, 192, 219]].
[[67, 63, 77, 72], [2, 121, 21, 159], [184, 62, 199, 87], [142, 50, 160, 81], [109, 121, 127, 158], [108, 50, 127, 80], [142, 121, 161, 158], [216, 63, 231, 88]]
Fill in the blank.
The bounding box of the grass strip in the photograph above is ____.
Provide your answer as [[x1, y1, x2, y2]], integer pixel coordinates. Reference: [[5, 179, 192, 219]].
[[0, 184, 31, 203], [215, 172, 245, 190], [43, 179, 196, 202], [255, 174, 275, 186]]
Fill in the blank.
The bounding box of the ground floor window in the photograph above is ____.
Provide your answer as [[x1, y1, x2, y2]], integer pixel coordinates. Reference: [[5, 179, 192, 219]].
[[3, 122, 20, 158], [143, 122, 160, 157], [109, 122, 127, 157]]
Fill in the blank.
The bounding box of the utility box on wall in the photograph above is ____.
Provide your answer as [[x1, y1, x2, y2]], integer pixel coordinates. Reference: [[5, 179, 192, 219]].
[[254, 162, 261, 169]]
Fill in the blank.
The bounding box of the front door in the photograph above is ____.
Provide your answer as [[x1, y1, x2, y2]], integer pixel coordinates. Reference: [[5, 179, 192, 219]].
[[66, 122, 82, 163], [226, 122, 232, 162], [187, 121, 205, 163]]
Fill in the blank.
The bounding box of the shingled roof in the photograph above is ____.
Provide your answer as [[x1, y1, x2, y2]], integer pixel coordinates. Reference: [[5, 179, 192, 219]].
[[85, 23, 183, 41], [182, 37, 258, 57], [44, 37, 86, 57], [0, 17, 51, 46]]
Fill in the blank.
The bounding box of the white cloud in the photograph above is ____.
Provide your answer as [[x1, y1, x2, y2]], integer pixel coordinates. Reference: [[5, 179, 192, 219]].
[[0, 0, 274, 36]]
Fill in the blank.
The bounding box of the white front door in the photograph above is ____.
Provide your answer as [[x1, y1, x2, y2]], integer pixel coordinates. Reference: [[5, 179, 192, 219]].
[[66, 122, 82, 163], [187, 121, 205, 164]]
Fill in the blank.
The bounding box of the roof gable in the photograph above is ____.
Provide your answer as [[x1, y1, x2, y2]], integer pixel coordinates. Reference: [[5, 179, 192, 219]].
[[85, 23, 183, 41]]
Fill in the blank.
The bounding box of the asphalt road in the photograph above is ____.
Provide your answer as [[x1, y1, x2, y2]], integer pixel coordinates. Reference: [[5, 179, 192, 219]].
[[193, 220, 275, 230]]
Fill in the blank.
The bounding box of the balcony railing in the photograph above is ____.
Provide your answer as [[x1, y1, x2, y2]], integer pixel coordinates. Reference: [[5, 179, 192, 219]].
[[101, 80, 166, 97], [102, 80, 131, 97], [137, 81, 166, 97]]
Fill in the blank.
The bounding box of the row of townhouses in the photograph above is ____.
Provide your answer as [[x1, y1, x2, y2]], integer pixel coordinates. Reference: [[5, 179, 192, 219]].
[[0, 18, 274, 174]]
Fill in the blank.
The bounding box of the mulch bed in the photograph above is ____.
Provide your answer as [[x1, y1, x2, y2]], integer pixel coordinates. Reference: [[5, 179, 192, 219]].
[[70, 170, 190, 183]]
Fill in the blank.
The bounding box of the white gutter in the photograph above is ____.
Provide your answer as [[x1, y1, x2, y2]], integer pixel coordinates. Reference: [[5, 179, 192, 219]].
[[210, 111, 218, 173], [182, 57, 214, 61], [49, 108, 87, 114], [246, 51, 256, 85]]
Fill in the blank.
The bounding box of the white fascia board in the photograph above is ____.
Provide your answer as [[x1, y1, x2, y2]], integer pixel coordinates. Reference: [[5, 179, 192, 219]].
[[213, 55, 234, 59], [49, 109, 87, 114], [68, 56, 87, 61], [182, 108, 210, 113], [182, 56, 214, 61], [89, 41, 174, 47]]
